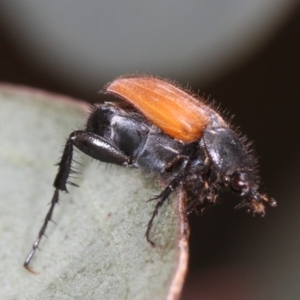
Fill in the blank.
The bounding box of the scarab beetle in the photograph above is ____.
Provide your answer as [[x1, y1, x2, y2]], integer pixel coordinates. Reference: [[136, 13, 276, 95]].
[[24, 75, 276, 271]]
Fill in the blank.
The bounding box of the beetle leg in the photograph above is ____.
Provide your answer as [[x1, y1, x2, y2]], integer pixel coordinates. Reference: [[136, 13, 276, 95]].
[[145, 171, 187, 247], [24, 130, 131, 271], [186, 176, 206, 214]]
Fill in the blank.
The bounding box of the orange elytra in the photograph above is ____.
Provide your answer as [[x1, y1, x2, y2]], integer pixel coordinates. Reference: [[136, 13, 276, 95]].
[[105, 76, 210, 142]]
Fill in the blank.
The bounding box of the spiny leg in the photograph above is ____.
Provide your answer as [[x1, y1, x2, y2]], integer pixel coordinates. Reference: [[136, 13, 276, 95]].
[[186, 175, 206, 214], [24, 189, 59, 272], [145, 173, 186, 246], [24, 130, 131, 271], [24, 137, 74, 272], [180, 157, 210, 214]]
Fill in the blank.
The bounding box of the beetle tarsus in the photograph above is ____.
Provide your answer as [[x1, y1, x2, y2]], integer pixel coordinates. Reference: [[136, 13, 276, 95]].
[[24, 188, 60, 270], [145, 196, 166, 247]]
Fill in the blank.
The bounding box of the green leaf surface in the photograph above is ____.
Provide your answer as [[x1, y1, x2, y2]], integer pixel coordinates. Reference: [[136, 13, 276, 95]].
[[0, 85, 189, 300]]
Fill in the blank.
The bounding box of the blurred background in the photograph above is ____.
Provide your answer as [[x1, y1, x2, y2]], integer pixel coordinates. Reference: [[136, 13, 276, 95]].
[[0, 1, 299, 299]]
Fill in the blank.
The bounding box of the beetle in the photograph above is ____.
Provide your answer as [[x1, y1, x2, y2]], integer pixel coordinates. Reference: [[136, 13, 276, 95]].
[[24, 75, 276, 271]]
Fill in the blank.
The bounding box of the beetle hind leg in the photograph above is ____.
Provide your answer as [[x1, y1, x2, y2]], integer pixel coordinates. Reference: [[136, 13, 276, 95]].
[[24, 130, 131, 271]]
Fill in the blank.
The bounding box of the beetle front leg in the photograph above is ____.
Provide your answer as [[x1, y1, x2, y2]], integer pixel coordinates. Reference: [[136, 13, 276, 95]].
[[145, 156, 191, 246], [24, 130, 131, 271]]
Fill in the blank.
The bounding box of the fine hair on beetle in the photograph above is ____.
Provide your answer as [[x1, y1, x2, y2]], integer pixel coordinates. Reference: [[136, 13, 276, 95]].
[[24, 75, 276, 272]]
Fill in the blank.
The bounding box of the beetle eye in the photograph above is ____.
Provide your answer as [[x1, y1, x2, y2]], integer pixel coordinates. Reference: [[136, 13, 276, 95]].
[[231, 172, 249, 192]]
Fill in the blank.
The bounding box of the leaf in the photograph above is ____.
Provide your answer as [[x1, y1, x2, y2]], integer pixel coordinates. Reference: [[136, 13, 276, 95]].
[[0, 85, 189, 300]]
